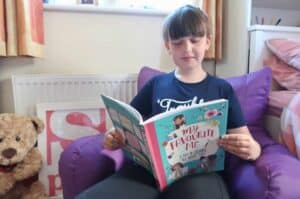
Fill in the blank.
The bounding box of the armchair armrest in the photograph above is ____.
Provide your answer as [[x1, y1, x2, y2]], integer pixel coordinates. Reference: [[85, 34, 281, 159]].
[[228, 144, 300, 199], [226, 126, 300, 199], [59, 134, 125, 199]]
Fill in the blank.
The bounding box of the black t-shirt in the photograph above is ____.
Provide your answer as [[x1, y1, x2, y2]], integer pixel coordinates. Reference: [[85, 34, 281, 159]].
[[131, 71, 246, 129]]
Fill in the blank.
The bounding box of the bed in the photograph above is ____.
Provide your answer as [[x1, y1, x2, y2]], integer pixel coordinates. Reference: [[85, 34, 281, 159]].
[[248, 24, 300, 158]]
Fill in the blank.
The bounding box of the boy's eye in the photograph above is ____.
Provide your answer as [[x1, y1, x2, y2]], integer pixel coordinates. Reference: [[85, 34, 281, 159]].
[[171, 40, 182, 45], [191, 38, 200, 43], [0, 137, 3, 143]]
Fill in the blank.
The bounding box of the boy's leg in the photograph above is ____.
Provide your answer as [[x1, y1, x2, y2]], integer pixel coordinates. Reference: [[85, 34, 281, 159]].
[[159, 173, 230, 199], [75, 164, 159, 199]]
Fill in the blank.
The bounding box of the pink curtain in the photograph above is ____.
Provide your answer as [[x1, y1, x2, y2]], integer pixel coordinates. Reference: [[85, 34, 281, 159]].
[[0, 0, 5, 55], [0, 0, 44, 57], [201, 0, 223, 60]]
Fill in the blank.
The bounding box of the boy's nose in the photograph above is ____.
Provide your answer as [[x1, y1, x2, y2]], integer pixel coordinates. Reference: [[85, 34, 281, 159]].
[[182, 41, 192, 51]]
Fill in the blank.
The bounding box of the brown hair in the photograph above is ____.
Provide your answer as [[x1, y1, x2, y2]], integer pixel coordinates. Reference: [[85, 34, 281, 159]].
[[162, 5, 211, 41]]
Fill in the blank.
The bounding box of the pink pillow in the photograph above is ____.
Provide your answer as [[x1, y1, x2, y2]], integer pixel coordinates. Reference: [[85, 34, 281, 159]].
[[264, 55, 300, 90], [266, 38, 300, 70], [281, 92, 300, 158]]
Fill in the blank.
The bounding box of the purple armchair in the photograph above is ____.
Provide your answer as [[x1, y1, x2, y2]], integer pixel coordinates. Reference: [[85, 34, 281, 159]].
[[59, 67, 300, 199]]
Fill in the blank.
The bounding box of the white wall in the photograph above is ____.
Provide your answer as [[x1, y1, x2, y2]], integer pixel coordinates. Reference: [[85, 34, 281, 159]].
[[252, 8, 300, 26], [0, 9, 168, 77], [216, 0, 252, 77], [0, 9, 169, 113], [0, 1, 251, 113]]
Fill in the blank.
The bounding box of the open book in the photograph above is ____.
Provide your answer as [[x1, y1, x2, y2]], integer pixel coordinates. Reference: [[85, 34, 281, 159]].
[[101, 94, 228, 190]]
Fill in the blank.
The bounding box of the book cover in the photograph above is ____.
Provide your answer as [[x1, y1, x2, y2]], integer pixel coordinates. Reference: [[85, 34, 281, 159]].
[[101, 95, 154, 173], [101, 94, 228, 190]]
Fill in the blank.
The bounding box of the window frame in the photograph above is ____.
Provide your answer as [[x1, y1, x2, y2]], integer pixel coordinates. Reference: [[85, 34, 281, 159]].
[[43, 4, 170, 16]]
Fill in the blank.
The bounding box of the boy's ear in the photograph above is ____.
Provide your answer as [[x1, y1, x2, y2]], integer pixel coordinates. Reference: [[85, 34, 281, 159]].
[[205, 35, 212, 50], [164, 41, 171, 51]]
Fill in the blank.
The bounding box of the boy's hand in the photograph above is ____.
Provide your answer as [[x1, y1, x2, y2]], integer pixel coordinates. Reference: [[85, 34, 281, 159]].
[[218, 133, 261, 161], [103, 128, 125, 150]]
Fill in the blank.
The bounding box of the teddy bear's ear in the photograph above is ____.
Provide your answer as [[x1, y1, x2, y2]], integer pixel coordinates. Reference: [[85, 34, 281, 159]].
[[31, 117, 44, 134]]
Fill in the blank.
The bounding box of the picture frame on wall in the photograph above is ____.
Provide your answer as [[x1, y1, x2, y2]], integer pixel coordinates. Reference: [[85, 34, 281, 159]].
[[36, 100, 111, 198]]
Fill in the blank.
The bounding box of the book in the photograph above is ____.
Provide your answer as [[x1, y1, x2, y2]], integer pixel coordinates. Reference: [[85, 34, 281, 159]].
[[101, 94, 229, 190]]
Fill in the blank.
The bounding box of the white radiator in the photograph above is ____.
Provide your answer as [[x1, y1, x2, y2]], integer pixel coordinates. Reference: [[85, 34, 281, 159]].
[[12, 74, 138, 116]]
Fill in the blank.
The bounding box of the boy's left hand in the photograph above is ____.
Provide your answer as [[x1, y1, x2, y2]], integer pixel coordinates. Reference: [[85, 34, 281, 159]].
[[218, 133, 261, 161]]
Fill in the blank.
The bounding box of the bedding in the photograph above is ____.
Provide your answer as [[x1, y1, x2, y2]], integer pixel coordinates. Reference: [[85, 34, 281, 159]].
[[265, 38, 300, 70], [281, 92, 300, 159], [264, 54, 300, 90], [267, 90, 299, 117], [263, 39, 300, 157], [266, 90, 300, 158]]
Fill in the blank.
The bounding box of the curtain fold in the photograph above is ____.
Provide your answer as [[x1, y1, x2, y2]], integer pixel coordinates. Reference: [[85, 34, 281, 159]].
[[0, 0, 44, 57], [201, 0, 223, 60], [0, 0, 6, 56]]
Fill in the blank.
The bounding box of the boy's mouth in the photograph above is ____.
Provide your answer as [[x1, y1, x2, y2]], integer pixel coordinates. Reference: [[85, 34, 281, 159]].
[[182, 56, 195, 61]]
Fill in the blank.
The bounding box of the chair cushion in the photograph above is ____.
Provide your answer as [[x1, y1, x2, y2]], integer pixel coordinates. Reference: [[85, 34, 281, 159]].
[[225, 67, 272, 127], [137, 66, 164, 91]]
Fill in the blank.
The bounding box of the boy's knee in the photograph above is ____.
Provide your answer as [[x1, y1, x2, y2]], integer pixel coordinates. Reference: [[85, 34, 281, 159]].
[[160, 173, 230, 199]]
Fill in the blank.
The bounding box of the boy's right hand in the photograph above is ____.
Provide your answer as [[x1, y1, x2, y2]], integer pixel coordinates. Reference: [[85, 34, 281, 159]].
[[103, 128, 125, 150]]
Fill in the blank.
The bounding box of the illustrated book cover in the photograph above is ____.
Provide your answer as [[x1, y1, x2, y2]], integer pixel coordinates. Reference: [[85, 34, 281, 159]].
[[101, 94, 229, 190]]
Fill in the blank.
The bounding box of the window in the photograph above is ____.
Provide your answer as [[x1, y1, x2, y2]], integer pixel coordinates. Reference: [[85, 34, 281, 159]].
[[43, 0, 202, 12]]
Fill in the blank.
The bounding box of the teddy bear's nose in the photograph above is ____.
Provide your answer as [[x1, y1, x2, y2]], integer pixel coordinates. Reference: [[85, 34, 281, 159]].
[[2, 148, 16, 159]]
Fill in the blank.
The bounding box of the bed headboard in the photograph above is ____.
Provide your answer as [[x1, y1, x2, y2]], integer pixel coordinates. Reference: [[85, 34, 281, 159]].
[[248, 25, 300, 73]]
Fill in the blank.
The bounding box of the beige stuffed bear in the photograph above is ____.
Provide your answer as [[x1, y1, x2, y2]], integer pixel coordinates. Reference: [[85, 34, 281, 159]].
[[0, 113, 47, 199]]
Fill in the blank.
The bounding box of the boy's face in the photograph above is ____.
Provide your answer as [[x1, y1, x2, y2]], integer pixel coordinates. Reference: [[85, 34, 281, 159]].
[[165, 35, 211, 71]]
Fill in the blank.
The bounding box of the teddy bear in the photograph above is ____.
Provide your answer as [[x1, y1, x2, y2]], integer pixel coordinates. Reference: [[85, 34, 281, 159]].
[[0, 113, 47, 199]]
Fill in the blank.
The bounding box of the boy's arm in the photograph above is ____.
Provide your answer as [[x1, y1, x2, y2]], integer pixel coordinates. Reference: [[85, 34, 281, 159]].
[[218, 126, 261, 161]]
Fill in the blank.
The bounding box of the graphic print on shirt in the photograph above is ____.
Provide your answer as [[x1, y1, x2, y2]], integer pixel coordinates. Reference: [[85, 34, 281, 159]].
[[157, 96, 204, 112]]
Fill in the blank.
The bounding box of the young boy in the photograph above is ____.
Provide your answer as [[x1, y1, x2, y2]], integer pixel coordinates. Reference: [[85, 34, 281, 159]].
[[77, 5, 261, 199]]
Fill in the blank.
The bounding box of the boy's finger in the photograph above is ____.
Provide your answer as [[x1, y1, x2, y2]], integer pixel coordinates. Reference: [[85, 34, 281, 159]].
[[111, 131, 123, 139], [106, 133, 115, 142], [221, 134, 240, 140], [106, 132, 113, 138], [220, 139, 249, 147], [106, 134, 120, 145], [105, 140, 118, 150]]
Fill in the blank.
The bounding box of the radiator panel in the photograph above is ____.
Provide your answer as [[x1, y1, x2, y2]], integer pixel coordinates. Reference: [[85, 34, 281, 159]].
[[12, 74, 138, 116]]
